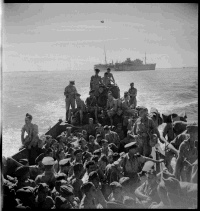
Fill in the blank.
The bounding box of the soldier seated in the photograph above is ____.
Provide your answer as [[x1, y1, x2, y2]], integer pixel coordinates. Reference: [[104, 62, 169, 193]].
[[73, 93, 86, 125], [85, 90, 98, 123]]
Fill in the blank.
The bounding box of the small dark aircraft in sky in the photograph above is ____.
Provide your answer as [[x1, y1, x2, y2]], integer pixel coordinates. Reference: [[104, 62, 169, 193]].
[[101, 20, 104, 23]]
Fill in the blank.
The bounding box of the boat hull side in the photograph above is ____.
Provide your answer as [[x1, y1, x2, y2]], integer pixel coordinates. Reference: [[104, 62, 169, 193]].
[[114, 64, 156, 71]]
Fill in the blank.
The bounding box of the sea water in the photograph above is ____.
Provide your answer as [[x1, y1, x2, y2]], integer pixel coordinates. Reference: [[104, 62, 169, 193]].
[[2, 67, 198, 157]]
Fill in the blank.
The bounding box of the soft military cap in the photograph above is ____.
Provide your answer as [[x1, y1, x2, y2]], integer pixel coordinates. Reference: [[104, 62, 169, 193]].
[[113, 152, 120, 160], [42, 157, 55, 166], [55, 173, 67, 180], [93, 149, 101, 156], [38, 183, 49, 192], [95, 69, 100, 72], [124, 142, 138, 149], [15, 166, 29, 177], [104, 125, 111, 130], [55, 196, 67, 208], [88, 171, 99, 181], [35, 153, 45, 164], [96, 134, 102, 138], [74, 149, 83, 156], [89, 89, 95, 94], [59, 159, 71, 167], [99, 84, 105, 88], [18, 159, 29, 166], [119, 177, 130, 186], [110, 181, 122, 190], [76, 93, 81, 97], [16, 186, 35, 199], [60, 185, 74, 197], [142, 161, 155, 173], [101, 139, 108, 144]]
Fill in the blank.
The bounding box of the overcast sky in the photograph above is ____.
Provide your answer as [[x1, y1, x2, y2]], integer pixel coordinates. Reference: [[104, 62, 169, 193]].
[[2, 3, 198, 72]]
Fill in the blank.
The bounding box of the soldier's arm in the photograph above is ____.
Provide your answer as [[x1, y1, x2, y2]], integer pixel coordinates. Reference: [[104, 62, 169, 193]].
[[132, 121, 137, 135], [174, 141, 186, 180], [140, 155, 164, 164], [99, 76, 103, 84], [161, 123, 169, 140], [111, 74, 115, 84], [21, 126, 25, 144], [133, 88, 137, 97], [150, 120, 165, 144], [74, 87, 77, 94], [165, 135, 185, 156], [135, 183, 149, 201]]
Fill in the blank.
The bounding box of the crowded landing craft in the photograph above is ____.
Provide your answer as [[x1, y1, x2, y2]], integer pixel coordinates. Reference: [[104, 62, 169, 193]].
[[2, 68, 198, 209]]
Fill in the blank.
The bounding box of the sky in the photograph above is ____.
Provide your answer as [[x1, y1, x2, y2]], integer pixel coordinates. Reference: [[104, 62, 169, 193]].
[[2, 3, 198, 72]]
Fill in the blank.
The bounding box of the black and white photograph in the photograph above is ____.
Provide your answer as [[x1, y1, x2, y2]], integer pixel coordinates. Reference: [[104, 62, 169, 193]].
[[2, 3, 198, 209]]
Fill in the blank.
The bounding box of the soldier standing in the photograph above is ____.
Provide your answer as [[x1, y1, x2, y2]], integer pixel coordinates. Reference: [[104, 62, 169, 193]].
[[90, 69, 103, 97], [64, 81, 77, 122], [132, 107, 165, 157], [128, 83, 137, 108]]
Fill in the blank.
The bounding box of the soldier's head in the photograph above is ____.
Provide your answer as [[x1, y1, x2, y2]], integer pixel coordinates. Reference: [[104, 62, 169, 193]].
[[73, 163, 84, 178], [98, 85, 104, 93], [86, 160, 96, 174], [15, 166, 30, 181], [95, 134, 102, 144], [74, 149, 83, 161], [98, 154, 108, 171], [104, 125, 111, 134], [89, 89, 95, 96], [75, 93, 81, 100], [94, 69, 100, 75], [82, 129, 88, 139], [81, 182, 96, 197], [139, 107, 148, 118], [89, 135, 95, 143], [150, 134, 158, 147], [89, 118, 94, 125], [104, 72, 109, 77], [124, 92, 130, 100], [42, 157, 55, 172], [37, 183, 49, 202], [110, 182, 123, 200], [130, 82, 134, 88], [25, 113, 32, 124], [59, 159, 71, 174], [69, 81, 75, 85], [107, 91, 113, 100], [101, 139, 109, 149], [125, 142, 138, 155], [107, 68, 111, 72], [88, 171, 100, 189]]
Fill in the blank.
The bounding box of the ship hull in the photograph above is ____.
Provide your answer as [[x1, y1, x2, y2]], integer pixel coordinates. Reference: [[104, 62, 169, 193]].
[[114, 63, 156, 71]]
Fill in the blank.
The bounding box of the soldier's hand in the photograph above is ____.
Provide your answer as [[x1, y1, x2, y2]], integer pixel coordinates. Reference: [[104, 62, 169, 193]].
[[158, 159, 164, 163]]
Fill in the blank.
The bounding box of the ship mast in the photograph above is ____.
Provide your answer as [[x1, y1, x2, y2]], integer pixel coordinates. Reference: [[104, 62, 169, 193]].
[[145, 52, 146, 64], [104, 45, 107, 64]]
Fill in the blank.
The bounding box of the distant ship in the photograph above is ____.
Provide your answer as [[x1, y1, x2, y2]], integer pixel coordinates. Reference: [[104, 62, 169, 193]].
[[94, 46, 115, 71], [114, 53, 156, 71]]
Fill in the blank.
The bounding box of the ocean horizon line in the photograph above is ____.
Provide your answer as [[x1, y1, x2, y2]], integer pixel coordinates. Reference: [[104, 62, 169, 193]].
[[2, 66, 198, 73]]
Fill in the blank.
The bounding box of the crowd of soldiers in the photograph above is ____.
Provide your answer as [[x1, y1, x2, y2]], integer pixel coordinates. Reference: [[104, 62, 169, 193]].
[[64, 68, 137, 126], [2, 68, 198, 209]]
